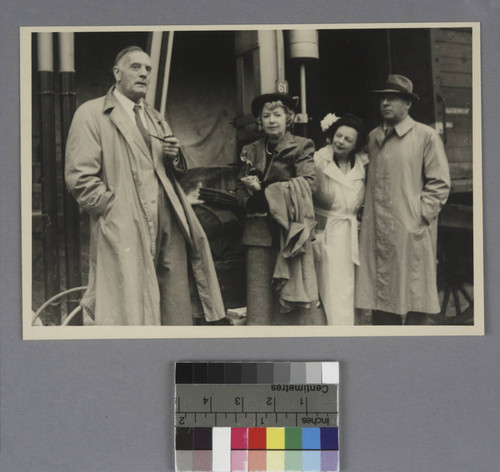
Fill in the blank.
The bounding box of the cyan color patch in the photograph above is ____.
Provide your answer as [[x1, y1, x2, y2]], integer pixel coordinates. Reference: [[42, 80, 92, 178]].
[[302, 428, 321, 450]]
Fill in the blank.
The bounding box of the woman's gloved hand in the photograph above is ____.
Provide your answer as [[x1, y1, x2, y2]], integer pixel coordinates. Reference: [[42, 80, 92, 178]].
[[246, 190, 269, 213]]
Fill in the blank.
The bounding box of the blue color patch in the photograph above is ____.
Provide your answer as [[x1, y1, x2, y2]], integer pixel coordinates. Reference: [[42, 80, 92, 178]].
[[302, 428, 321, 449]]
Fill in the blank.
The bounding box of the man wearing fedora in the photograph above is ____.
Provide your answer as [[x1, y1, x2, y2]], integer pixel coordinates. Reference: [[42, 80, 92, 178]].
[[355, 74, 450, 325]]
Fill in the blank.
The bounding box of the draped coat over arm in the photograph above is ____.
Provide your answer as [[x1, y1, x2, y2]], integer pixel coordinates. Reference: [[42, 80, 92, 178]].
[[65, 87, 225, 325]]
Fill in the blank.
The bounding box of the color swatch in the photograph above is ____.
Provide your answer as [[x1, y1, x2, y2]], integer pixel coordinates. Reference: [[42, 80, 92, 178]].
[[175, 362, 339, 471]]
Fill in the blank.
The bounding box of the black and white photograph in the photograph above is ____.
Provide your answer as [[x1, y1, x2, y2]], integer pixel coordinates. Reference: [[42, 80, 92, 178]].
[[22, 23, 483, 339]]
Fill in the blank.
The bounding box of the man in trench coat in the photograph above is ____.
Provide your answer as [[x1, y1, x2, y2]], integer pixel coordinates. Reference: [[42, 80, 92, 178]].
[[355, 75, 450, 325], [65, 46, 225, 325]]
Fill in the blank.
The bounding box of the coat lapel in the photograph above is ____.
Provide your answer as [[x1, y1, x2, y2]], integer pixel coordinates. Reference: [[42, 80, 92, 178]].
[[273, 132, 296, 154], [105, 90, 153, 163], [249, 132, 297, 174], [323, 161, 344, 182], [250, 138, 267, 173], [319, 146, 340, 181], [320, 146, 349, 182], [374, 116, 416, 147], [345, 155, 366, 182], [374, 126, 386, 147], [144, 106, 166, 169], [143, 104, 192, 242], [320, 147, 365, 183]]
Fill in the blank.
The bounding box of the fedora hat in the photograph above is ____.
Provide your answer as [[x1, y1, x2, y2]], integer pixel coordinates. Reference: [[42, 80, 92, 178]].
[[372, 74, 420, 101], [251, 93, 297, 117]]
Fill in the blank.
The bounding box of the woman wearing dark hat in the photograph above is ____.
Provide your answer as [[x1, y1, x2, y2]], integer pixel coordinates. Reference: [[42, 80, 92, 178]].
[[312, 113, 368, 325], [235, 93, 325, 325]]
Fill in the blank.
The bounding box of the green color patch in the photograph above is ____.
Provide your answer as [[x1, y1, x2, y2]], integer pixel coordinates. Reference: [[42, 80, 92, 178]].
[[285, 428, 302, 450]]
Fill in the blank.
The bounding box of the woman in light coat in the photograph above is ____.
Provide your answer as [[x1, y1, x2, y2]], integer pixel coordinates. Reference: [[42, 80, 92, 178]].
[[313, 113, 368, 325]]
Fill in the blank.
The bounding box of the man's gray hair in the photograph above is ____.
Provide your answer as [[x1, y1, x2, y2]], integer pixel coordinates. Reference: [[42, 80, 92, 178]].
[[114, 45, 146, 66]]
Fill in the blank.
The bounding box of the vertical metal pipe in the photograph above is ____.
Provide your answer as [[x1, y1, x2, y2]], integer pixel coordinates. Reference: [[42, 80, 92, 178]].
[[298, 63, 308, 137], [160, 31, 175, 117], [257, 30, 278, 93], [59, 33, 74, 71], [386, 30, 392, 74], [59, 32, 82, 324], [300, 63, 307, 115], [38, 33, 53, 70], [275, 30, 286, 84], [288, 30, 318, 138], [146, 31, 162, 106], [37, 32, 61, 323]]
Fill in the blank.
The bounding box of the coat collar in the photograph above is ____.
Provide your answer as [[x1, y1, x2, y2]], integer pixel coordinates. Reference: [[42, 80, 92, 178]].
[[249, 131, 297, 172], [374, 115, 416, 146], [252, 131, 297, 153], [103, 87, 163, 163], [102, 86, 119, 113], [319, 146, 366, 182], [271, 131, 297, 154], [394, 115, 416, 137]]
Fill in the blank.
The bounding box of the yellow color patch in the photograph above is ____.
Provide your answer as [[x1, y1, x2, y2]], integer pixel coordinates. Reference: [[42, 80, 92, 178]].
[[267, 450, 285, 471], [266, 427, 285, 449]]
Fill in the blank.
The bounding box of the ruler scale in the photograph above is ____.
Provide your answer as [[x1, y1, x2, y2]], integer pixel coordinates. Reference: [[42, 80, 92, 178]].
[[175, 361, 339, 471]]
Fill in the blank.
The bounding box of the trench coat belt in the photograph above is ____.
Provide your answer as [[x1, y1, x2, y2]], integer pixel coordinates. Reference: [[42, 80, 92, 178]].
[[315, 207, 360, 266]]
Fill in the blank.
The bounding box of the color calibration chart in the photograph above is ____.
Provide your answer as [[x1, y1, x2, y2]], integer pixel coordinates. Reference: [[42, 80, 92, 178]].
[[175, 361, 339, 471]]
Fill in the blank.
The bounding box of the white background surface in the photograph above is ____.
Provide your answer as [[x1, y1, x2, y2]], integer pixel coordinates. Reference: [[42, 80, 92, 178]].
[[1, 1, 499, 471]]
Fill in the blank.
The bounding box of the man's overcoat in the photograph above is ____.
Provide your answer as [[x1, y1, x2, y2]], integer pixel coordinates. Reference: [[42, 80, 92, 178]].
[[65, 88, 225, 325], [355, 116, 450, 314]]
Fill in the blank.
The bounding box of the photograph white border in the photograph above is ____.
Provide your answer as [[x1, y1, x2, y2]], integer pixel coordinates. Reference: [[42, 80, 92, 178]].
[[21, 22, 484, 340]]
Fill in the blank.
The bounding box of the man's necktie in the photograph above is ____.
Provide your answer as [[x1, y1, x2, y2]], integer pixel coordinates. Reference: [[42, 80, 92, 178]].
[[133, 104, 152, 154], [383, 127, 395, 144]]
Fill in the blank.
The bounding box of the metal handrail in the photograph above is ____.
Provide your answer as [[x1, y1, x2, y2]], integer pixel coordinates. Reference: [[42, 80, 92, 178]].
[[32, 286, 87, 326]]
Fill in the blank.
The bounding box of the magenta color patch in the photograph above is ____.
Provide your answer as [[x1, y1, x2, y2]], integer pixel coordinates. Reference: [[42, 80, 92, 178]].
[[231, 450, 249, 471], [193, 450, 212, 471], [232, 427, 249, 449]]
